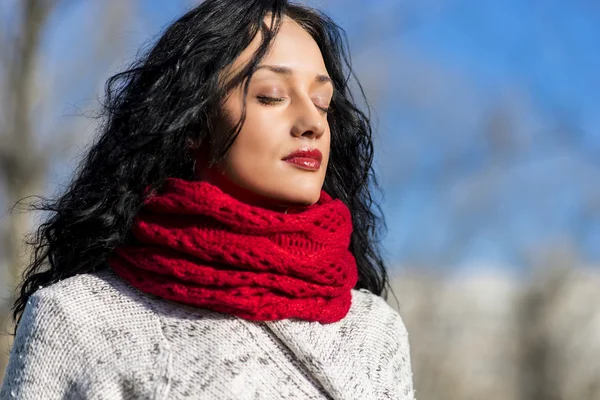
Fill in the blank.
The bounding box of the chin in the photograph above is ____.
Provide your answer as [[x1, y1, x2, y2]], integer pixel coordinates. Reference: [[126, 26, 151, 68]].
[[276, 187, 322, 207], [248, 185, 320, 209], [286, 195, 319, 207]]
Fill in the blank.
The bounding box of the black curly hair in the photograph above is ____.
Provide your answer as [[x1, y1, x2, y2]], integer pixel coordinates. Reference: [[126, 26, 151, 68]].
[[11, 0, 393, 330]]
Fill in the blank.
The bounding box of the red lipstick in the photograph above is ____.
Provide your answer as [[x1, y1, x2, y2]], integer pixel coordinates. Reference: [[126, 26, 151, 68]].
[[282, 147, 322, 171]]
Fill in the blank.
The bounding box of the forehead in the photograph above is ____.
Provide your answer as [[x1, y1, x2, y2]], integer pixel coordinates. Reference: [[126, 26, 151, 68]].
[[231, 16, 328, 77]]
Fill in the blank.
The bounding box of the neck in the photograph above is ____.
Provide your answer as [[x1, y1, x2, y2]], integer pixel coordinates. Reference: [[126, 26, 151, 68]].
[[197, 169, 299, 214]]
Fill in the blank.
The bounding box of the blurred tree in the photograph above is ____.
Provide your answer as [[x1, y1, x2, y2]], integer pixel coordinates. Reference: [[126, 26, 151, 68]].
[[0, 0, 137, 380], [0, 0, 57, 296], [0, 0, 64, 378]]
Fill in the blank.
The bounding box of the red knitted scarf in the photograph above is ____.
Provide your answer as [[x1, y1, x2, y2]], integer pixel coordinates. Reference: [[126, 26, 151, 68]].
[[109, 178, 358, 323]]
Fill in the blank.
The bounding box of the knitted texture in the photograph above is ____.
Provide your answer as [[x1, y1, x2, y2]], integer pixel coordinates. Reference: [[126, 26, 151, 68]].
[[1, 269, 415, 399], [109, 178, 359, 323]]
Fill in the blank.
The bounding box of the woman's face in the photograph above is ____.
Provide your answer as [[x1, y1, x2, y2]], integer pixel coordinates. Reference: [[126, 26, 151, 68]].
[[198, 16, 332, 212]]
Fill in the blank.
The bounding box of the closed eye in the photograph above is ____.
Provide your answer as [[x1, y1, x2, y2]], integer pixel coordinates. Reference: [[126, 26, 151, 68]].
[[316, 105, 331, 115], [257, 95, 331, 114], [257, 95, 285, 104]]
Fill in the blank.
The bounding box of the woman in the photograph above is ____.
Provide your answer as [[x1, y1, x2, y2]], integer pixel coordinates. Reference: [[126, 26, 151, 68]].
[[1, 0, 414, 398]]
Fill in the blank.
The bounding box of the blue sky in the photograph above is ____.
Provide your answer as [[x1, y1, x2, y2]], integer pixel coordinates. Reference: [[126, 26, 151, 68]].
[[42, 0, 599, 271], [334, 0, 599, 269]]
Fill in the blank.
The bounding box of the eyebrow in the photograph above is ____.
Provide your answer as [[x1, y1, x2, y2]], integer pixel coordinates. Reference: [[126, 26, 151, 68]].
[[256, 64, 333, 85]]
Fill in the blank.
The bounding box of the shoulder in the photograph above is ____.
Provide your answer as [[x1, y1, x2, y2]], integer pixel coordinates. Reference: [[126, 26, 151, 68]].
[[349, 288, 414, 398], [346, 288, 411, 368], [349, 288, 410, 340], [14, 269, 129, 339], [9, 268, 161, 361], [32, 268, 141, 310], [24, 268, 165, 332], [15, 268, 170, 368], [1, 270, 133, 398], [2, 269, 178, 399], [21, 268, 177, 359]]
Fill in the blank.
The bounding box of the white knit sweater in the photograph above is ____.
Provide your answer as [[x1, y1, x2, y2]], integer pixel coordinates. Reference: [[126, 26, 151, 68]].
[[1, 268, 414, 399]]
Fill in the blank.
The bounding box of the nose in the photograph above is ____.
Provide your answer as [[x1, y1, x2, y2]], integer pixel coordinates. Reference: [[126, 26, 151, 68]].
[[290, 97, 326, 139]]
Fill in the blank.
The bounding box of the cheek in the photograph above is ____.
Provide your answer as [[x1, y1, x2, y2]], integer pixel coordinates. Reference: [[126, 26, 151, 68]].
[[321, 130, 331, 168], [221, 111, 284, 176]]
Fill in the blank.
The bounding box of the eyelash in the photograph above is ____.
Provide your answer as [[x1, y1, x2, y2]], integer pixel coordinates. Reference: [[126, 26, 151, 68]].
[[256, 95, 331, 115]]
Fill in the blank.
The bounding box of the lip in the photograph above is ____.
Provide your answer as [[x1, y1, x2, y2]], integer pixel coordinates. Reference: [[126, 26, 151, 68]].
[[282, 147, 323, 171]]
